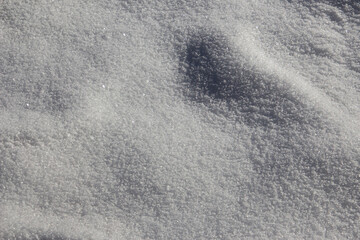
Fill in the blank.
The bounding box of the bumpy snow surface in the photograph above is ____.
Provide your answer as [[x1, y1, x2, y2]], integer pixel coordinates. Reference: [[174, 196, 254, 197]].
[[1, 1, 359, 239]]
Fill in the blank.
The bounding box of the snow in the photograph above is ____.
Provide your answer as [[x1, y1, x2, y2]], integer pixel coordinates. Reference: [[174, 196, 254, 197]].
[[0, 0, 359, 239]]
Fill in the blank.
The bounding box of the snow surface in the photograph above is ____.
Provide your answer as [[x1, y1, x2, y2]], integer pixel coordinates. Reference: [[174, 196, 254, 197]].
[[0, 0, 359, 239]]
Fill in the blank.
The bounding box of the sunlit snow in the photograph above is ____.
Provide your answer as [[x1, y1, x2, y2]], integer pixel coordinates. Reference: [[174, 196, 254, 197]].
[[0, 0, 359, 239]]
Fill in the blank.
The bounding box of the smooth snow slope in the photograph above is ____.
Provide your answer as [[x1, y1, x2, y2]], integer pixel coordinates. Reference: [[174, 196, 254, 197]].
[[0, 0, 359, 239]]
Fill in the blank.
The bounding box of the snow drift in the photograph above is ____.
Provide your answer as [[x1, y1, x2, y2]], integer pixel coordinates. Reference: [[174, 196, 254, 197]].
[[0, 0, 359, 239]]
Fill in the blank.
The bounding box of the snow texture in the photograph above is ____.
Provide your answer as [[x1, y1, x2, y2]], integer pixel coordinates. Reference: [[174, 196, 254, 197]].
[[0, 0, 359, 239]]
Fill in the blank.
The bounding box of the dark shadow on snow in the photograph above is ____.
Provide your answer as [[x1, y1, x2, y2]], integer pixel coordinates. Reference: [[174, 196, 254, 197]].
[[178, 28, 322, 129]]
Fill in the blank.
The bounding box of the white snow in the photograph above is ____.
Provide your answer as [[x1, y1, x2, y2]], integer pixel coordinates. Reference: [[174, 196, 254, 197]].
[[0, 0, 359, 239]]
